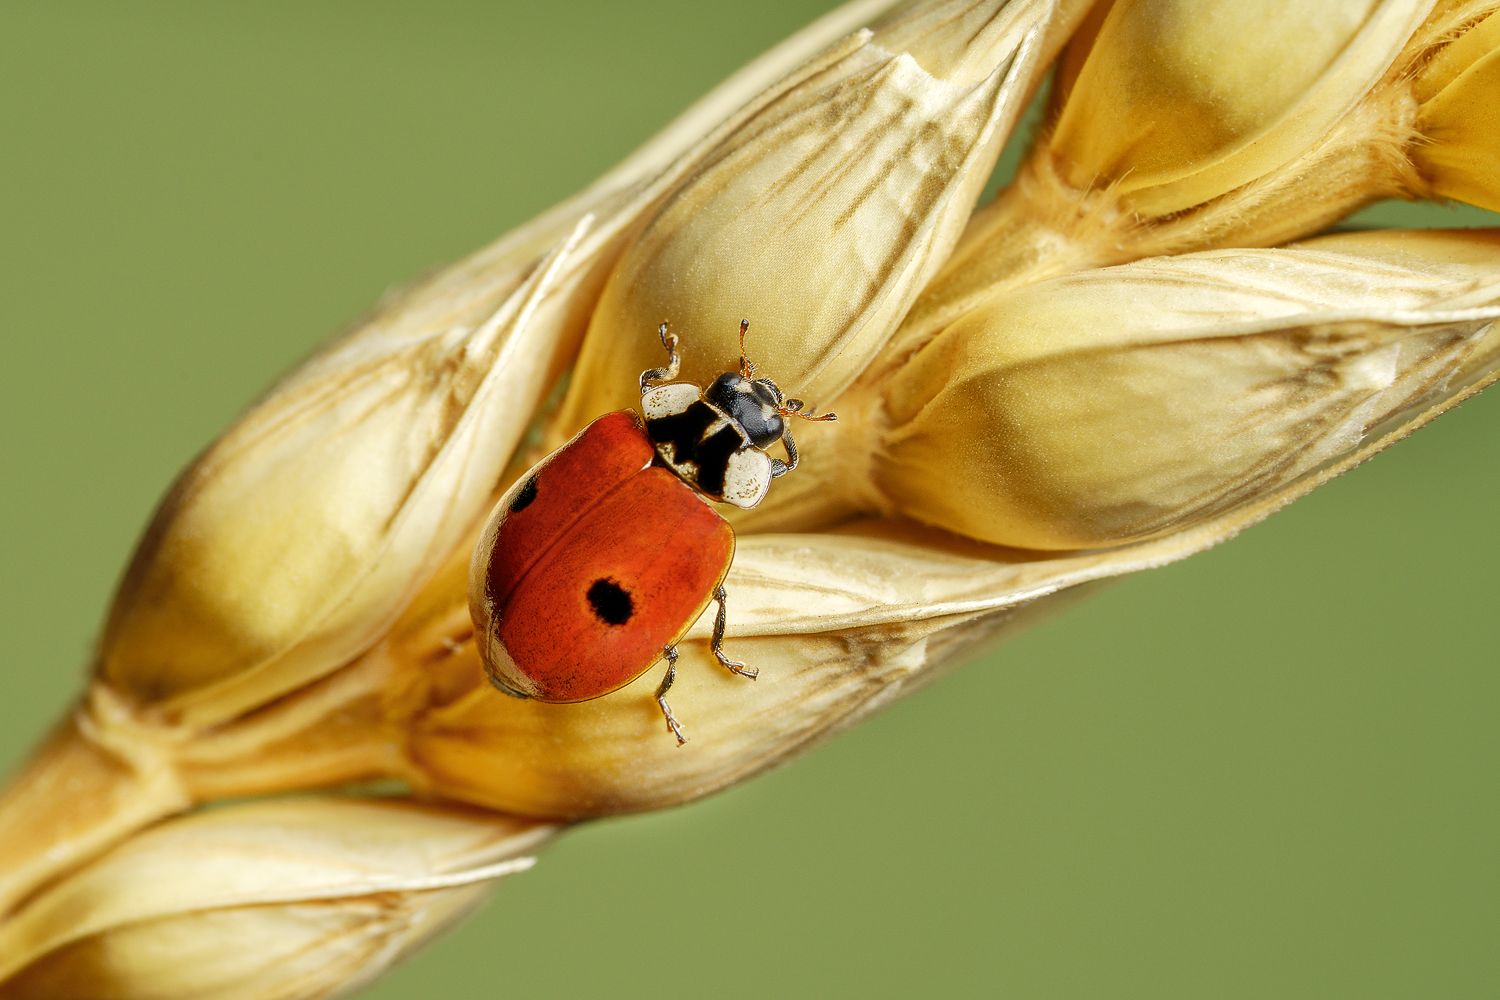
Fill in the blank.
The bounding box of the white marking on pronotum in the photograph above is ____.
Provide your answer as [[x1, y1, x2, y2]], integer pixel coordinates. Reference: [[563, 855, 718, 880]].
[[721, 448, 772, 509], [641, 383, 700, 420]]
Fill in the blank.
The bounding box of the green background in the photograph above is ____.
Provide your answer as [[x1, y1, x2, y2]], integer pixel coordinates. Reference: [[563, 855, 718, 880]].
[[3, 4, 1497, 998]]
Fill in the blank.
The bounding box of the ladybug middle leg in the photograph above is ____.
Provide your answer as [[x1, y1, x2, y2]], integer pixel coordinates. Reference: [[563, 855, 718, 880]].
[[711, 584, 757, 680], [656, 644, 688, 746]]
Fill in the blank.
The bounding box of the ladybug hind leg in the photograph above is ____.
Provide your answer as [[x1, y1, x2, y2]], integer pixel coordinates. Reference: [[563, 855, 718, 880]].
[[653, 586, 753, 747], [656, 645, 688, 746], [712, 584, 757, 680]]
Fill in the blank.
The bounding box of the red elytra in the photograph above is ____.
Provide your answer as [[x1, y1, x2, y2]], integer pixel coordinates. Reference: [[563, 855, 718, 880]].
[[472, 410, 733, 704]]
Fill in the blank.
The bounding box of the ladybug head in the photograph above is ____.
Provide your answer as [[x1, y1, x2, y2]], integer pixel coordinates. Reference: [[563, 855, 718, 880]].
[[705, 320, 836, 449], [705, 371, 787, 448]]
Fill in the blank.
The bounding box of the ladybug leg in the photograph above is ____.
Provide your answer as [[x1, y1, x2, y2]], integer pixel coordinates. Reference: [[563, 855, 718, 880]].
[[769, 425, 799, 479], [656, 644, 688, 746], [639, 322, 682, 393], [711, 584, 758, 680]]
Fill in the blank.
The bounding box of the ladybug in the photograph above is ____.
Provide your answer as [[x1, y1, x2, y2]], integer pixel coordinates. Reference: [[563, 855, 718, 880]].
[[468, 321, 835, 744]]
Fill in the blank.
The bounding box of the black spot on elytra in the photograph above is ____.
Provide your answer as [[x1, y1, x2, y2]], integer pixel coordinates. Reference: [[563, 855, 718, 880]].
[[509, 476, 538, 513], [587, 578, 633, 626]]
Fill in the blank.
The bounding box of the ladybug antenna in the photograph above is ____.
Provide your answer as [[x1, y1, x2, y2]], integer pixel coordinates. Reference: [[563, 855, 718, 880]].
[[738, 319, 758, 379], [736, 319, 834, 420], [780, 397, 837, 422]]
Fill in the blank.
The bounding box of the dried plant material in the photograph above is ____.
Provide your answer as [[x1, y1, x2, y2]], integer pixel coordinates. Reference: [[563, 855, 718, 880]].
[[0, 798, 550, 999], [362, 233, 1500, 814], [559, 0, 1094, 426], [0, 0, 911, 915], [1049, 0, 1427, 216], [1412, 6, 1500, 210], [880, 229, 1500, 548], [97, 0, 914, 733], [401, 338, 1500, 813], [891, 0, 1500, 362], [99, 217, 605, 729], [393, 519, 1108, 815], [0, 695, 192, 920], [3, 0, 1499, 994]]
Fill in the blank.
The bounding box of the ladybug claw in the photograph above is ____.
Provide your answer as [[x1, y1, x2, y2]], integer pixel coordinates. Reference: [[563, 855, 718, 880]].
[[715, 650, 758, 680], [660, 704, 688, 745], [708, 584, 755, 679]]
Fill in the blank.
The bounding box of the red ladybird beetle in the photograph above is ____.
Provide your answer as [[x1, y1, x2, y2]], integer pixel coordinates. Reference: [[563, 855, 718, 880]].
[[468, 321, 835, 744]]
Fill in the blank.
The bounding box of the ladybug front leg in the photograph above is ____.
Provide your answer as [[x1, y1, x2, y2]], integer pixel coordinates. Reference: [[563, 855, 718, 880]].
[[639, 323, 682, 394], [656, 644, 688, 746], [769, 425, 799, 478], [711, 584, 758, 680]]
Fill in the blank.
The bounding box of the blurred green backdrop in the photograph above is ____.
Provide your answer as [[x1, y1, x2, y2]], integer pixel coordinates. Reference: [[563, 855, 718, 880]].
[[3, 3, 1497, 998]]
